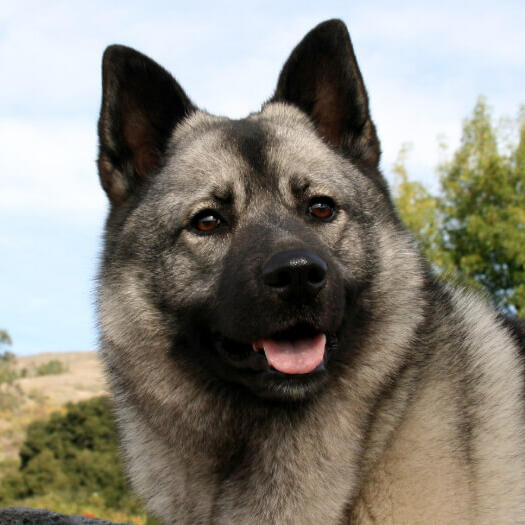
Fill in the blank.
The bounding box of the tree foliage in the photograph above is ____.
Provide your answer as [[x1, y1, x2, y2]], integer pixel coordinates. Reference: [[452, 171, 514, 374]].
[[394, 98, 525, 316], [0, 333, 21, 410], [438, 98, 525, 314], [393, 144, 448, 270], [1, 396, 140, 512], [36, 359, 68, 376], [0, 329, 12, 351]]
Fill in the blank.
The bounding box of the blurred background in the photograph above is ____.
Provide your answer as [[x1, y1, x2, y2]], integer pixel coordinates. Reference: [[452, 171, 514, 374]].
[[1, 1, 523, 522]]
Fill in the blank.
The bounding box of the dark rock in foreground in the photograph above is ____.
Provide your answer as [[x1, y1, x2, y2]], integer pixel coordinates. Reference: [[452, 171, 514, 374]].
[[0, 508, 131, 525]]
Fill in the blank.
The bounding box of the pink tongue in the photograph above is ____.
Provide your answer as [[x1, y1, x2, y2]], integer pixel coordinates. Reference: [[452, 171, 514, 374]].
[[253, 333, 326, 375]]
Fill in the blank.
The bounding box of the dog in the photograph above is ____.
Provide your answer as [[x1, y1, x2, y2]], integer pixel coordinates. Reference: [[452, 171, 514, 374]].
[[96, 19, 525, 524]]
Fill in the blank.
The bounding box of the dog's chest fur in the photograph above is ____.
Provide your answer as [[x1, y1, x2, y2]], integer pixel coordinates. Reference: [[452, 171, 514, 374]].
[[353, 381, 475, 524], [117, 351, 523, 525], [117, 393, 363, 524]]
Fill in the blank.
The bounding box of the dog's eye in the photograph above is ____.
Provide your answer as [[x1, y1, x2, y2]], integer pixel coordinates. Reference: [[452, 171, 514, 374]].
[[191, 211, 223, 233], [308, 197, 336, 221]]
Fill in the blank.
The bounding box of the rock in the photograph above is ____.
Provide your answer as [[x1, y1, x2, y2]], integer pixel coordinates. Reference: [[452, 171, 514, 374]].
[[0, 508, 131, 525]]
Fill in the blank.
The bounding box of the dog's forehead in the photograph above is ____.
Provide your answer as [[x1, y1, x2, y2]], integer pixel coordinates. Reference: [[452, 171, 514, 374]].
[[166, 104, 350, 197], [256, 103, 353, 194]]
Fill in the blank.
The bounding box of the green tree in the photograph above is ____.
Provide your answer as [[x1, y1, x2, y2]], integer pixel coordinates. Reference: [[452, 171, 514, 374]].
[[394, 98, 525, 315], [0, 329, 13, 353], [22, 449, 68, 495], [36, 359, 67, 376], [0, 396, 162, 523], [0, 329, 20, 410], [438, 98, 525, 315], [3, 396, 141, 511], [393, 144, 449, 270]]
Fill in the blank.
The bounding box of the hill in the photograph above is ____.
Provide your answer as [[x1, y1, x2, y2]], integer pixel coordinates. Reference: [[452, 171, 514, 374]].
[[1, 351, 108, 462]]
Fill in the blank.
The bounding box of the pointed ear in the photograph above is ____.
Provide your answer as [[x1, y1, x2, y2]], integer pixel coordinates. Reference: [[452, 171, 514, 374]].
[[97, 45, 195, 205], [272, 19, 380, 169]]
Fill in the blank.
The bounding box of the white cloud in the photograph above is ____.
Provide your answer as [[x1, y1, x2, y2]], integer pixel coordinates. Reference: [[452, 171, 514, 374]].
[[350, 3, 525, 68], [0, 118, 107, 217], [1, 1, 523, 214], [0, 2, 217, 117]]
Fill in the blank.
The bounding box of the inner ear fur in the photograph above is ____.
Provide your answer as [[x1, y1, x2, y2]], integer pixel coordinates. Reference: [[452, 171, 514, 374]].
[[97, 45, 195, 204], [272, 19, 380, 169]]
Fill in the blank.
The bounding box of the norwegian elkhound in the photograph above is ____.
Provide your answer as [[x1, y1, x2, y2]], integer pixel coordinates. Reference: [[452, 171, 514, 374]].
[[96, 19, 525, 524]]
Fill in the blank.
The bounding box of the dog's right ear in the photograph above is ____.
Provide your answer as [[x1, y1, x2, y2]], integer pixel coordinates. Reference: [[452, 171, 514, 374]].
[[98, 45, 195, 205]]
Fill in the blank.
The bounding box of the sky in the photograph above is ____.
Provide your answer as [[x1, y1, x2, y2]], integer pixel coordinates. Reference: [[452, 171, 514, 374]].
[[1, 0, 524, 355]]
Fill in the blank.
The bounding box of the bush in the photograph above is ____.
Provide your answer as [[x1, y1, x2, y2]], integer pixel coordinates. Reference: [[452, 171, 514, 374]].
[[23, 449, 68, 495], [0, 383, 23, 411], [0, 364, 18, 384], [3, 396, 142, 515], [0, 461, 27, 504], [36, 359, 67, 376], [0, 351, 18, 385], [0, 351, 22, 411]]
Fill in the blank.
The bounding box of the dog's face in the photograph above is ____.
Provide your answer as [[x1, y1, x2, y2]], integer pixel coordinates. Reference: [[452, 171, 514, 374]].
[[98, 20, 413, 402]]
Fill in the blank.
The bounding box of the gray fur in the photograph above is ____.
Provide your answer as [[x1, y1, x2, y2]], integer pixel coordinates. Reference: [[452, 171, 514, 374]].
[[96, 20, 525, 524]]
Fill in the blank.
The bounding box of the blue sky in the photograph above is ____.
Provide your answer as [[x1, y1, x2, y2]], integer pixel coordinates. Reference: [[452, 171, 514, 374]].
[[1, 1, 524, 355]]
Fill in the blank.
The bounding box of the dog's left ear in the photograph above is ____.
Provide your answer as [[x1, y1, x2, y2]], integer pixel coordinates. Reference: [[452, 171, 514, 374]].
[[272, 19, 380, 169]]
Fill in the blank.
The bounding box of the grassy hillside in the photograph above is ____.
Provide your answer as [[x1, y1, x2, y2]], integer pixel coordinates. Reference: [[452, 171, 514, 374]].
[[1, 351, 107, 462], [0, 352, 160, 524]]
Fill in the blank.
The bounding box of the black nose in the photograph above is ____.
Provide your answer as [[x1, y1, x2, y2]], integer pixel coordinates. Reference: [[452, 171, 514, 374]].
[[262, 250, 327, 300]]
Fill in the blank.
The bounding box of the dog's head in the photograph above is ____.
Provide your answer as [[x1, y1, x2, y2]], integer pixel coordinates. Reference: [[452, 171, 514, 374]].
[[97, 20, 423, 403]]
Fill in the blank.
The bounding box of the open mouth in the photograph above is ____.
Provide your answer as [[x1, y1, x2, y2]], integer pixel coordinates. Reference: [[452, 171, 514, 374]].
[[212, 323, 335, 377]]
